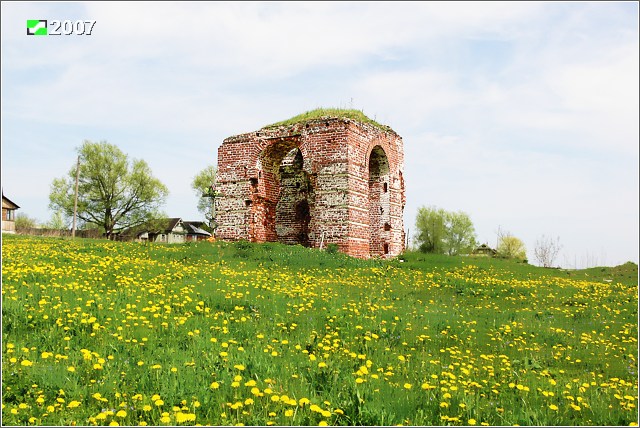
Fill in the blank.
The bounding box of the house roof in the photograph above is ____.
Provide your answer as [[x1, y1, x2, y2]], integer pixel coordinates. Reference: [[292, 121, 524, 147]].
[[162, 218, 182, 233], [183, 221, 212, 237], [471, 244, 497, 254], [2, 194, 20, 210], [119, 217, 183, 237]]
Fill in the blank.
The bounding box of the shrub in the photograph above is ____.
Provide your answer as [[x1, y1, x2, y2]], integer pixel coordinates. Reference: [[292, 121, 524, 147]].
[[326, 243, 339, 254]]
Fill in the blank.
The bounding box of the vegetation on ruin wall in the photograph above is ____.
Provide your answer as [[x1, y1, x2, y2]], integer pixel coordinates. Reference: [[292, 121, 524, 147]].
[[263, 108, 393, 132], [1, 234, 638, 426]]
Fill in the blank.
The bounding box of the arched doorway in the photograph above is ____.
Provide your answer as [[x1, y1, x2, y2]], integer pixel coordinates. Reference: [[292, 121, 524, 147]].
[[368, 146, 390, 257], [269, 147, 313, 246]]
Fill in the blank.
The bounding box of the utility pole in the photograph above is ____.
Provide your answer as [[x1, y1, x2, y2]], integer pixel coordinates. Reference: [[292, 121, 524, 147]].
[[72, 155, 80, 238]]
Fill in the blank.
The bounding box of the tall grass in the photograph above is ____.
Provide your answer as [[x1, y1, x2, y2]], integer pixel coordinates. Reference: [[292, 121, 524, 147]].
[[2, 235, 637, 426]]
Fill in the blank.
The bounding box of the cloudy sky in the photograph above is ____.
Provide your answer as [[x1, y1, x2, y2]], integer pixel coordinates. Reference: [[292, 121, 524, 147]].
[[2, 1, 638, 268]]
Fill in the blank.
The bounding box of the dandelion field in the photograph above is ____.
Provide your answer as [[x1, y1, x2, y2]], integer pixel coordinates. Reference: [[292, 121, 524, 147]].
[[1, 234, 637, 426]]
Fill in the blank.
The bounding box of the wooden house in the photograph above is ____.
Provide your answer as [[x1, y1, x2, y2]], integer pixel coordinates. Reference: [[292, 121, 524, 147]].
[[119, 218, 186, 243], [470, 243, 497, 257], [2, 194, 20, 233], [119, 218, 211, 243]]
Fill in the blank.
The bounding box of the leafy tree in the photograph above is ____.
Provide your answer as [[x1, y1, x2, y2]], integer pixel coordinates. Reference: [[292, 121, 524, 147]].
[[414, 205, 446, 253], [443, 211, 478, 256], [49, 140, 168, 239], [415, 206, 478, 255], [191, 165, 218, 229], [14, 213, 39, 229], [534, 235, 562, 268], [45, 210, 69, 230], [496, 227, 527, 261], [414, 206, 446, 253]]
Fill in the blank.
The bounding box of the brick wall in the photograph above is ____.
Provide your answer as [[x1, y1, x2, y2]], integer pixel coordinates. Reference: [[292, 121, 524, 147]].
[[216, 117, 405, 258]]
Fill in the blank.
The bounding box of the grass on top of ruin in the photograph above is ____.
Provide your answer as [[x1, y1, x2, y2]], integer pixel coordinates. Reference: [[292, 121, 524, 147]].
[[262, 108, 393, 132]]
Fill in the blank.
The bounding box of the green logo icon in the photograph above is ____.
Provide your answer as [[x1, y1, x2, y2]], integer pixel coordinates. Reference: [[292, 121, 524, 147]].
[[27, 20, 47, 36]]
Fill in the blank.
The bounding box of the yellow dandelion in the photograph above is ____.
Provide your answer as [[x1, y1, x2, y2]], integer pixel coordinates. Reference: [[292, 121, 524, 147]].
[[299, 398, 311, 406]]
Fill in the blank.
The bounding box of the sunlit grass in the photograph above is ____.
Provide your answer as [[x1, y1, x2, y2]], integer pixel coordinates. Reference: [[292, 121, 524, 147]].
[[2, 235, 637, 426], [262, 108, 392, 132]]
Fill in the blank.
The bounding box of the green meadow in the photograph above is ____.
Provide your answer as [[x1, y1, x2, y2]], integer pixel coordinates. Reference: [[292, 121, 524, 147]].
[[1, 234, 637, 426]]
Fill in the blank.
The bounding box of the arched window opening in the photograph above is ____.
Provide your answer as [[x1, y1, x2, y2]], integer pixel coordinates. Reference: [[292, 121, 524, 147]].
[[272, 147, 314, 247], [368, 146, 390, 258]]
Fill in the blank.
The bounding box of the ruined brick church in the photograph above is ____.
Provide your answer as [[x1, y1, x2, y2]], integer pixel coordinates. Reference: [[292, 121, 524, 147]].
[[214, 112, 405, 259]]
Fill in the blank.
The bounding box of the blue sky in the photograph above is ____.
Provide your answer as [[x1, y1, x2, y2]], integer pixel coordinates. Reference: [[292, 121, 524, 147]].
[[2, 1, 638, 268]]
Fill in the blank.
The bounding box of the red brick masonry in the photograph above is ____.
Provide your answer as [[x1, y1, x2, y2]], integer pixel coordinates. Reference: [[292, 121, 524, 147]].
[[215, 117, 405, 259]]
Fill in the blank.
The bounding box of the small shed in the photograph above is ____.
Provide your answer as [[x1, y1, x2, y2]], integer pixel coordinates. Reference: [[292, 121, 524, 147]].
[[2, 194, 20, 233], [470, 243, 497, 257]]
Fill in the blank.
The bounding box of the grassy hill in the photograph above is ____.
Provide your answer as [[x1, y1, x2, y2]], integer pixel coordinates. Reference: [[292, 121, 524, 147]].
[[1, 235, 637, 426]]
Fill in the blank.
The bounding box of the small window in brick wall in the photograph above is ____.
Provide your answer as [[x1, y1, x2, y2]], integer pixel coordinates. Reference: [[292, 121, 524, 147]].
[[383, 182, 388, 193], [383, 243, 389, 254], [384, 222, 391, 231], [250, 178, 258, 187]]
